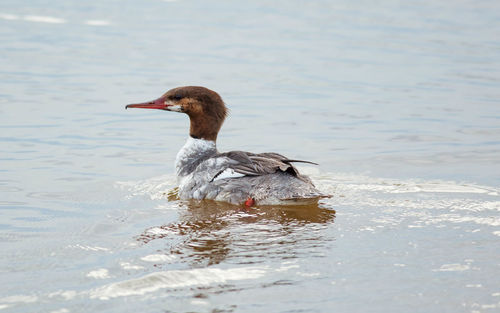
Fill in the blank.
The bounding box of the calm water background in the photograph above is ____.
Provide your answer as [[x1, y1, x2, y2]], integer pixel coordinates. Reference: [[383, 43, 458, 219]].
[[1, 0, 500, 312]]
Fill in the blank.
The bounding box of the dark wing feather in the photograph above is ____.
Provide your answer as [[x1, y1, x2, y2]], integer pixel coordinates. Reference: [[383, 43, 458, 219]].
[[218, 151, 317, 178], [258, 152, 318, 165]]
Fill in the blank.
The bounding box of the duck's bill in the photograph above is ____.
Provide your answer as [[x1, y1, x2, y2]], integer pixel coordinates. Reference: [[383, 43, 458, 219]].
[[125, 96, 168, 110]]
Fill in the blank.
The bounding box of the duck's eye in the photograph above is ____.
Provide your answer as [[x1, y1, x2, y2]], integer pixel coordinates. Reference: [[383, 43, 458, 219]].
[[173, 94, 183, 100]]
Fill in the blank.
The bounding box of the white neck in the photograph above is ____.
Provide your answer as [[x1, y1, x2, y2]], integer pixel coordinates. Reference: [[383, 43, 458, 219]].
[[174, 137, 217, 177]]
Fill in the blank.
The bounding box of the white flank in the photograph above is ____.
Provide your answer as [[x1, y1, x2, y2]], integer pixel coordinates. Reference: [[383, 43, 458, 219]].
[[213, 168, 246, 181]]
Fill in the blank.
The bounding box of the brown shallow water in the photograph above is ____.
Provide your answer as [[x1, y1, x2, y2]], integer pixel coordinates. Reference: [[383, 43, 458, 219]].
[[1, 0, 500, 312]]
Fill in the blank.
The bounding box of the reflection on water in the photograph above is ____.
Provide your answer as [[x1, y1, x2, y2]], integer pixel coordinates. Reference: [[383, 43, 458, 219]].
[[137, 199, 335, 267], [1, 172, 499, 312]]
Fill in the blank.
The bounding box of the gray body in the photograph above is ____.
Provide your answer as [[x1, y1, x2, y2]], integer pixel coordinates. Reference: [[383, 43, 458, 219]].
[[175, 137, 326, 205]]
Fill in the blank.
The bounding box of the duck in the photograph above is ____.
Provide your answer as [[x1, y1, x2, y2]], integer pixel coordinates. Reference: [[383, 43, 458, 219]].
[[126, 86, 328, 205]]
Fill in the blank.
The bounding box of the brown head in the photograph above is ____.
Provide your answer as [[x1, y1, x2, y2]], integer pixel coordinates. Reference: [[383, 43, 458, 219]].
[[126, 86, 228, 141]]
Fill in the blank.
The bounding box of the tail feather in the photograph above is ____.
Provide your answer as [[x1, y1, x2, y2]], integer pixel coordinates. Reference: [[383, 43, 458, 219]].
[[283, 159, 319, 165]]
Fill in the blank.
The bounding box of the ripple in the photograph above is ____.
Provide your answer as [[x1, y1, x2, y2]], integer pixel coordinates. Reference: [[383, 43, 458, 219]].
[[86, 269, 110, 279], [433, 263, 471, 272], [0, 13, 19, 20], [0, 186, 22, 192], [90, 266, 267, 300], [119, 262, 144, 270], [23, 15, 66, 24], [0, 201, 27, 206], [140, 254, 176, 263], [0, 13, 112, 26], [26, 192, 68, 200], [115, 174, 176, 200], [67, 244, 110, 252], [84, 20, 111, 26]]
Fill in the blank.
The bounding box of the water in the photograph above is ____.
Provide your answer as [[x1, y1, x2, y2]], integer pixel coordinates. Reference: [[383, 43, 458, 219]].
[[1, 0, 500, 312]]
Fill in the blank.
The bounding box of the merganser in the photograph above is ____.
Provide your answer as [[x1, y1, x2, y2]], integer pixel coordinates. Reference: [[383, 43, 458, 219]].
[[126, 86, 329, 205]]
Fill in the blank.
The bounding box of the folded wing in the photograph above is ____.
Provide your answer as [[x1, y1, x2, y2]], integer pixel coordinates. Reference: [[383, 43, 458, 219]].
[[212, 151, 316, 182]]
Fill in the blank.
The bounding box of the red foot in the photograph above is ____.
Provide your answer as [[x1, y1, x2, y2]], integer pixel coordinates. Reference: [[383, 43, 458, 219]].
[[244, 197, 255, 207]]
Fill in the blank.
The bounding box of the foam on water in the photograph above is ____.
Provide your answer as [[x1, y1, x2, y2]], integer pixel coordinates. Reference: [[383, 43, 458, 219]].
[[90, 266, 267, 300]]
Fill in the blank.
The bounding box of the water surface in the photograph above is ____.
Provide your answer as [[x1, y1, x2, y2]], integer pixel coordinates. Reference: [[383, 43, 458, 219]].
[[1, 0, 500, 312]]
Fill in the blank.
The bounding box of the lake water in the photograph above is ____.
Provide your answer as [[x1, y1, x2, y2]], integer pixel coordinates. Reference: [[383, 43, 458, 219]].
[[1, 0, 500, 312]]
